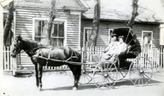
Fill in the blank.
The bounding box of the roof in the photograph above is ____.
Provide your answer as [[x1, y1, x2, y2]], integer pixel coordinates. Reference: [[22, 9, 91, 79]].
[[14, 0, 88, 12], [82, 0, 163, 23], [0, 0, 13, 7]]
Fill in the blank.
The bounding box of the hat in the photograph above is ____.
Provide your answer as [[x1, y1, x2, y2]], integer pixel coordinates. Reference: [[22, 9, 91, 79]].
[[111, 33, 117, 37], [118, 35, 124, 38]]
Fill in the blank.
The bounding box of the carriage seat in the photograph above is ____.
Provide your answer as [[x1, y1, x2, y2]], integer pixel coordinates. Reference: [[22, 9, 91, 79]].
[[117, 52, 137, 69]]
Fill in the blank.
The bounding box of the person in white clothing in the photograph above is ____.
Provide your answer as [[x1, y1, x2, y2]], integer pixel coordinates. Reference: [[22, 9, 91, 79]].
[[102, 33, 118, 60], [102, 35, 128, 61], [115, 36, 128, 55]]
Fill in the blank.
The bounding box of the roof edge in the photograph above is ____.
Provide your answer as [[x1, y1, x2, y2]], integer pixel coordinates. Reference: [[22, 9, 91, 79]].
[[76, 0, 89, 12], [82, 18, 163, 24], [0, 0, 13, 7]]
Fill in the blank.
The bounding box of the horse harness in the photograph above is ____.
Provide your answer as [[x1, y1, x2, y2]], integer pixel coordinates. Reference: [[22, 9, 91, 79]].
[[34, 47, 79, 66]]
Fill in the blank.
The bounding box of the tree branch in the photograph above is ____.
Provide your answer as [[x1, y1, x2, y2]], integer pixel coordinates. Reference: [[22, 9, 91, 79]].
[[127, 0, 139, 28]]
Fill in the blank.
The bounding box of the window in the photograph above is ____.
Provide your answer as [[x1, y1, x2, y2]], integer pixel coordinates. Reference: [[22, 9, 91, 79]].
[[34, 19, 48, 42], [83, 27, 92, 47], [107, 29, 113, 43], [142, 31, 153, 51], [51, 21, 65, 46], [33, 18, 65, 46]]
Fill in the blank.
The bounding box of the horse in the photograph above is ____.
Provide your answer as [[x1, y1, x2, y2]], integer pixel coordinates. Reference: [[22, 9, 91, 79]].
[[11, 35, 82, 91]]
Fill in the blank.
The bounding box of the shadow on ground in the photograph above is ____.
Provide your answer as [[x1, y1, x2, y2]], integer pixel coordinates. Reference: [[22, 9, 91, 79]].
[[41, 79, 162, 91]]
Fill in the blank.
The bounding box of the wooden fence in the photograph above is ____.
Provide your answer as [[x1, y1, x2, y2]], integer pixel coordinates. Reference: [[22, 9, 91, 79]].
[[3, 46, 164, 71], [81, 46, 164, 68], [3, 46, 13, 71]]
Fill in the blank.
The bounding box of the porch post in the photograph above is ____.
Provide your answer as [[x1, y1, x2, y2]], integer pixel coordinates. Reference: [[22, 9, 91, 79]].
[[12, 58, 17, 76], [160, 24, 164, 68], [160, 24, 164, 45], [12, 10, 16, 76]]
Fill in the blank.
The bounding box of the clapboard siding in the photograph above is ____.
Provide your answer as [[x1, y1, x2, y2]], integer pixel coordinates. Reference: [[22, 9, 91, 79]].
[[67, 14, 80, 49], [15, 7, 81, 65], [81, 20, 160, 49]]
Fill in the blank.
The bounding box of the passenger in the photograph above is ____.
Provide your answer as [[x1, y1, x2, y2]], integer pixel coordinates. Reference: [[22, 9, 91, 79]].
[[102, 35, 128, 61], [115, 36, 128, 55], [102, 33, 118, 60]]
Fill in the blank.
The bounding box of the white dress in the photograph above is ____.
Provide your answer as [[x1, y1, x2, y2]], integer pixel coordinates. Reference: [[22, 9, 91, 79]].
[[102, 42, 128, 60]]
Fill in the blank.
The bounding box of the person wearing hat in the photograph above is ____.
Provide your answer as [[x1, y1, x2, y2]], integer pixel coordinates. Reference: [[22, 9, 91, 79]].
[[102, 34, 129, 60], [102, 33, 118, 60]]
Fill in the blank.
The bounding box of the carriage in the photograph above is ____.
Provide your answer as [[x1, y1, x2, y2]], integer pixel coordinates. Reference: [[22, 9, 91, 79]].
[[11, 27, 153, 90], [79, 27, 153, 88]]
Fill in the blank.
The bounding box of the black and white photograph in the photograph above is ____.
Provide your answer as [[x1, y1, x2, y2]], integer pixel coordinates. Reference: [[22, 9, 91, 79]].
[[0, 0, 164, 96]]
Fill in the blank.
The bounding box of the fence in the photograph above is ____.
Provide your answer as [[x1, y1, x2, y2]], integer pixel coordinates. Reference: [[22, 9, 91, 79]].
[[3, 46, 13, 71], [3, 46, 164, 71], [81, 46, 164, 68]]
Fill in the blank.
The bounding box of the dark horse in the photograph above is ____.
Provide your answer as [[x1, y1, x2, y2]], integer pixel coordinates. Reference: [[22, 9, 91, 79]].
[[11, 35, 82, 90]]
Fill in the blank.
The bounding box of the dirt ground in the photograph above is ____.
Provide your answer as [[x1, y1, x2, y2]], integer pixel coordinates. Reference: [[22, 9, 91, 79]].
[[1, 69, 164, 96]]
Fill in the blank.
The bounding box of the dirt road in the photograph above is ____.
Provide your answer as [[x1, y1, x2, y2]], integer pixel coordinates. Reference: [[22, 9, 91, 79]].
[[1, 69, 164, 96]]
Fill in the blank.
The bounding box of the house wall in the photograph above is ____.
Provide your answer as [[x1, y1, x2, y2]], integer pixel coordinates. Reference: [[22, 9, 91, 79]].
[[15, 8, 80, 48], [15, 7, 81, 65], [81, 19, 160, 49]]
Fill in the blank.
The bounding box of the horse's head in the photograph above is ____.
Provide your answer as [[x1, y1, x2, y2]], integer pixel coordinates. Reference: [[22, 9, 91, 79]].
[[11, 35, 24, 58]]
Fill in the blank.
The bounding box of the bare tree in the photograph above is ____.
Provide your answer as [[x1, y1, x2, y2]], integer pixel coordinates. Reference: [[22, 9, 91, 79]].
[[46, 0, 56, 45], [88, 0, 100, 48], [127, 0, 139, 28], [3, 1, 14, 46]]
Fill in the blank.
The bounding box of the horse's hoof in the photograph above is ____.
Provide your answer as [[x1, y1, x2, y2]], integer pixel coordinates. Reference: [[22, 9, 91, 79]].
[[72, 87, 77, 91], [36, 87, 42, 91]]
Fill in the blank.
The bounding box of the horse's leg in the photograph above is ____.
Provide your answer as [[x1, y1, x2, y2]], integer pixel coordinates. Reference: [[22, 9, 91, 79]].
[[74, 65, 81, 88], [68, 64, 81, 90], [34, 64, 39, 87], [37, 63, 43, 91]]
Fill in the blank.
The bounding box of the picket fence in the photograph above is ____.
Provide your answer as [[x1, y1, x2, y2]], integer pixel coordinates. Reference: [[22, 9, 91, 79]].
[[3, 46, 164, 71], [3, 46, 12, 70]]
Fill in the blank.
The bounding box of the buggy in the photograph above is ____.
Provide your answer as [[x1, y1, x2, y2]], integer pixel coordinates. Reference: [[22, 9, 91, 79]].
[[79, 27, 153, 88]]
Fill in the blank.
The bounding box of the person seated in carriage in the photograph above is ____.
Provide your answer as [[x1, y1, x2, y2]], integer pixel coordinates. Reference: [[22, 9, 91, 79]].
[[102, 34, 129, 61], [101, 27, 141, 68]]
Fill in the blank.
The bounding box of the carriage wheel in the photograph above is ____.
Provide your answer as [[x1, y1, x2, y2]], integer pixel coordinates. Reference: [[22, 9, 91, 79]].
[[129, 57, 153, 85], [79, 65, 93, 84], [93, 63, 118, 89], [116, 68, 128, 80], [113, 59, 128, 81]]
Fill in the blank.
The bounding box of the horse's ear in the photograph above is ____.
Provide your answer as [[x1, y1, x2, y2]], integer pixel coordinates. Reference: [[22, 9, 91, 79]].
[[17, 35, 22, 41]]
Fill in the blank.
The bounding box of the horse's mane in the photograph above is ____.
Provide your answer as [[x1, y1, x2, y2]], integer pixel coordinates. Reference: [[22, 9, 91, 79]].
[[22, 39, 44, 50]]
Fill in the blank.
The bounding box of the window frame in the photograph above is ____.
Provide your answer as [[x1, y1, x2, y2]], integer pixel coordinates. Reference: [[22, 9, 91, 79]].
[[83, 27, 92, 47], [141, 30, 153, 50], [107, 29, 114, 43], [32, 18, 67, 46]]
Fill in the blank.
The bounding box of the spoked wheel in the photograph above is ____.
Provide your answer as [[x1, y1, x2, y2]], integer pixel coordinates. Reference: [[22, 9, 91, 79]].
[[79, 64, 93, 84], [114, 59, 128, 81], [93, 62, 118, 89], [129, 57, 153, 86], [116, 68, 128, 80]]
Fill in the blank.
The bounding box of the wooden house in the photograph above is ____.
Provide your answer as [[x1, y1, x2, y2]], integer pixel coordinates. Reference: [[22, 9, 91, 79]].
[[81, 0, 163, 50], [3, 0, 164, 71], [10, 0, 87, 68]]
